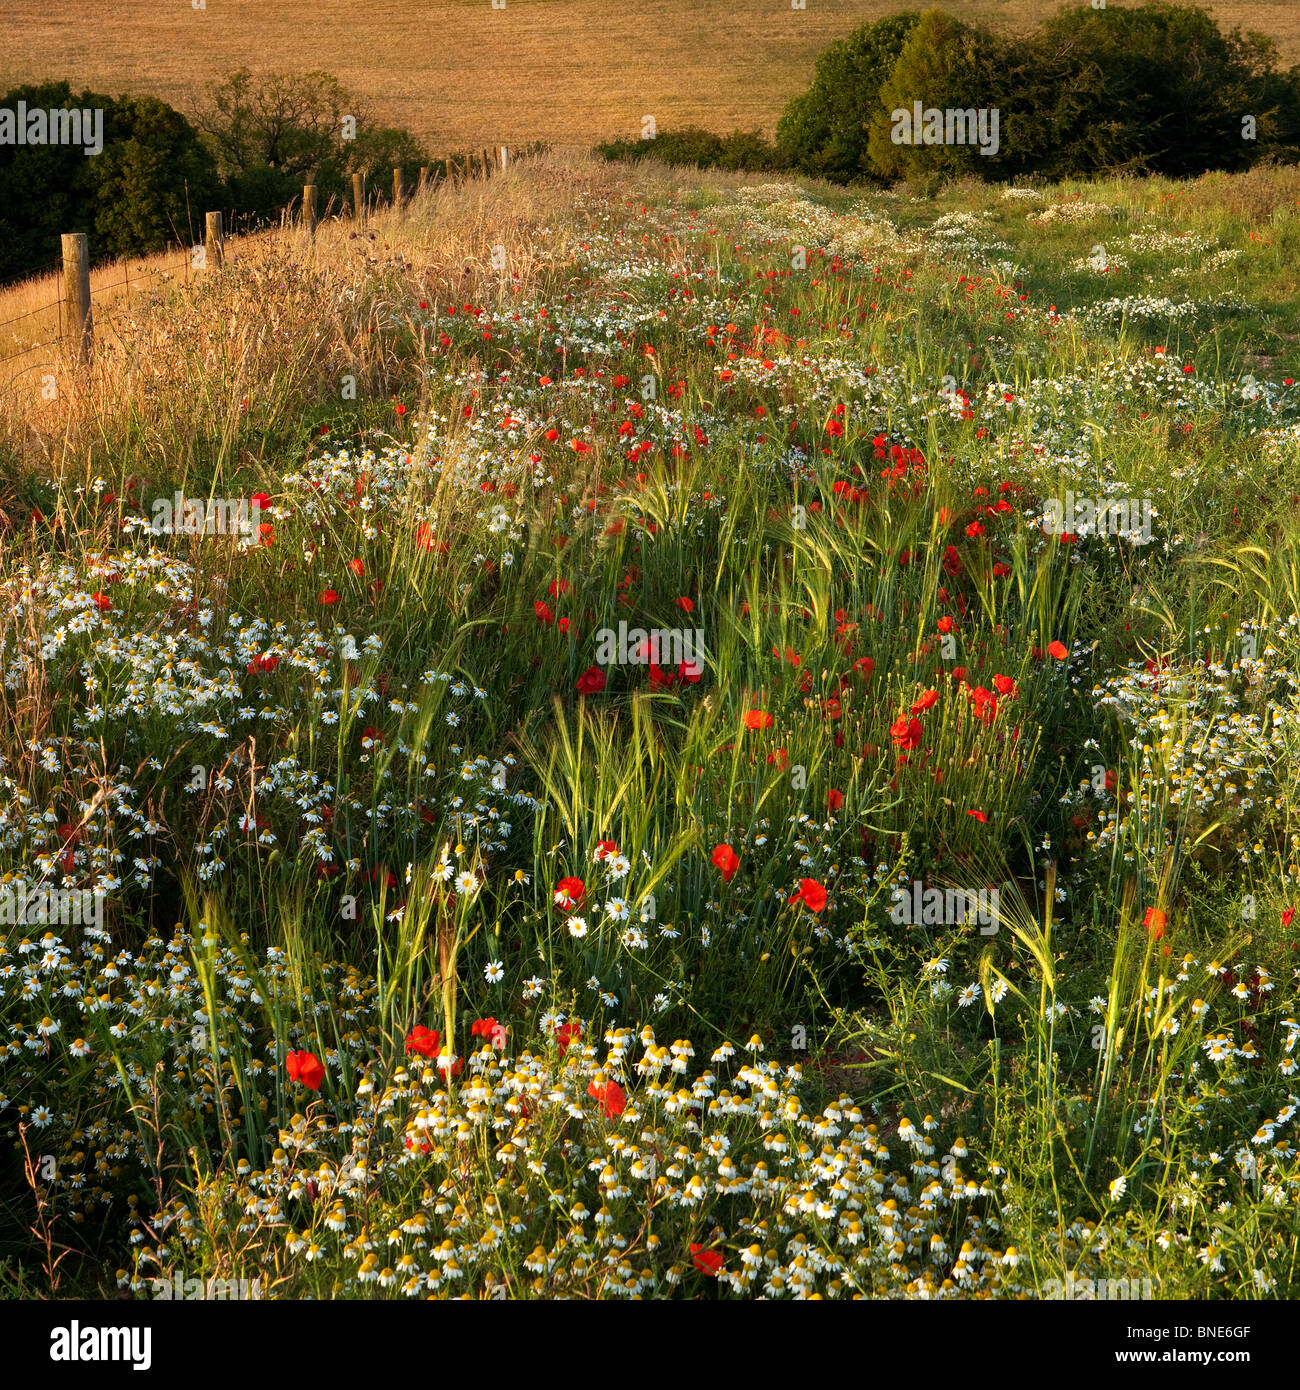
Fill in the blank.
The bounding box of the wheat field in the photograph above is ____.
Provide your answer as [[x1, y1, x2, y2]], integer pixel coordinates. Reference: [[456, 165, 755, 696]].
[[5, 0, 1300, 153]]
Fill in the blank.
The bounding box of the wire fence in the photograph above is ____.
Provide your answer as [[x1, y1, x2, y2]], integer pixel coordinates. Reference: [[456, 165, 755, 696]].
[[0, 148, 517, 392]]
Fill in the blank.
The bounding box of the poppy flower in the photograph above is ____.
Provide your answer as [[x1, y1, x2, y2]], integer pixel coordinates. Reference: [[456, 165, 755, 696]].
[[1144, 907, 1167, 940], [285, 1049, 326, 1091], [712, 843, 739, 883], [555, 1021, 583, 1056], [1047, 640, 1068, 660], [1284, 907, 1295, 929], [535, 600, 555, 625], [593, 840, 618, 861], [319, 589, 340, 606], [348, 558, 365, 577], [676, 596, 694, 613], [992, 674, 1018, 698], [576, 665, 606, 695], [587, 1078, 627, 1118], [790, 878, 828, 913], [891, 717, 924, 751], [967, 809, 988, 823], [405, 1025, 441, 1058], [854, 657, 875, 677], [744, 709, 773, 730], [827, 789, 844, 811], [470, 1017, 502, 1044], [91, 592, 111, 611], [553, 877, 586, 910], [690, 1244, 724, 1276], [911, 689, 939, 716]]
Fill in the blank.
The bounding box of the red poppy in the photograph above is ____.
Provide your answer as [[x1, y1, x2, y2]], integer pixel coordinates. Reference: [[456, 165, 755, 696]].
[[348, 558, 365, 577], [91, 592, 111, 611], [676, 596, 695, 613], [587, 1079, 627, 1118], [891, 717, 924, 751], [712, 843, 739, 883], [285, 1049, 326, 1091], [594, 840, 618, 861], [553, 876, 586, 910], [1047, 640, 1068, 660], [992, 674, 1018, 698], [790, 878, 828, 913], [576, 665, 606, 695], [967, 809, 988, 823], [827, 789, 844, 811], [1284, 907, 1295, 930], [470, 1017, 502, 1044], [854, 657, 875, 677], [554, 1021, 583, 1056], [535, 600, 554, 625], [1143, 907, 1167, 940], [319, 589, 340, 606], [744, 709, 773, 730], [911, 689, 938, 716], [690, 1244, 724, 1276], [405, 1025, 442, 1058]]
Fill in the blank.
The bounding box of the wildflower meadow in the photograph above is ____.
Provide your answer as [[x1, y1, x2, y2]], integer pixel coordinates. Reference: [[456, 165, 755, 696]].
[[3, 109, 1300, 1354]]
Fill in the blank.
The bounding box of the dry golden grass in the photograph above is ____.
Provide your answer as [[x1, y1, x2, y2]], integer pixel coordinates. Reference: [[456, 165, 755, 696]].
[[0, 250, 195, 384], [6, 0, 1300, 154], [0, 151, 629, 487]]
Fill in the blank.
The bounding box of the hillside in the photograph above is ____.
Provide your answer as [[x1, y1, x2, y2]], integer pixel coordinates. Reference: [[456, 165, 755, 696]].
[[5, 0, 1300, 151]]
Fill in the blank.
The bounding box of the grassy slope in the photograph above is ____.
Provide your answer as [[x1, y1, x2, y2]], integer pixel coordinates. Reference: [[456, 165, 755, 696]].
[[5, 156, 1300, 1298]]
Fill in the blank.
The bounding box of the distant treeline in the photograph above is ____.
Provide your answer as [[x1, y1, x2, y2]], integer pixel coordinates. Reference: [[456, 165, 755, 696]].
[[597, 2, 1300, 183], [0, 69, 456, 285]]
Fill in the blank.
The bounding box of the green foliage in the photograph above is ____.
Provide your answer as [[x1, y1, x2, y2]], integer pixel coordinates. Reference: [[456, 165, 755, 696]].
[[1028, 2, 1300, 177], [775, 12, 921, 180], [0, 82, 218, 281], [866, 10, 1021, 181], [595, 126, 789, 173]]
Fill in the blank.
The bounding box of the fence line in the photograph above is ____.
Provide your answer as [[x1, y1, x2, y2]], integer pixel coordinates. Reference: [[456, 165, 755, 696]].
[[2, 147, 514, 383]]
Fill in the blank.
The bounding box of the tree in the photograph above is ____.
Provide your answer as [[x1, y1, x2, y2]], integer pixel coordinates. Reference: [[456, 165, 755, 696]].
[[0, 82, 219, 282], [88, 96, 222, 257], [865, 10, 1022, 181], [197, 68, 430, 224], [776, 13, 921, 180]]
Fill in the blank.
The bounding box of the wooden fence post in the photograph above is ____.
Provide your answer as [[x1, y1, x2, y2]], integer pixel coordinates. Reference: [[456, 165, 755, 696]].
[[61, 232, 92, 365], [499, 145, 509, 171], [353, 172, 365, 226], [393, 167, 404, 208], [204, 211, 224, 270], [303, 184, 317, 235], [418, 165, 428, 195]]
